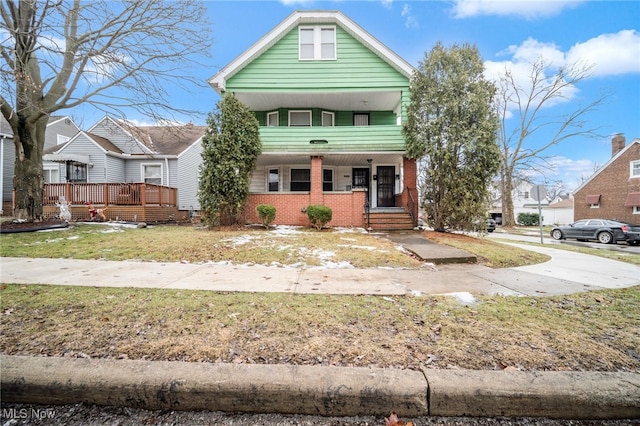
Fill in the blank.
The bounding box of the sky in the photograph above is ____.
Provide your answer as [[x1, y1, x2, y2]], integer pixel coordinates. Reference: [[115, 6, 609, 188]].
[[75, 0, 640, 192]]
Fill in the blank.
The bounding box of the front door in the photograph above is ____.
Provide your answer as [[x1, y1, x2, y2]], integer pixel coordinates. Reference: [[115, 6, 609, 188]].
[[376, 166, 395, 207]]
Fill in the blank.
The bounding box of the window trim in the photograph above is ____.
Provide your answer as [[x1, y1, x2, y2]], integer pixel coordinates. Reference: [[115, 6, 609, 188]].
[[633, 206, 640, 214], [141, 163, 163, 186], [267, 167, 280, 192], [323, 167, 334, 192], [267, 111, 279, 127], [631, 160, 640, 178], [298, 25, 336, 61], [321, 111, 334, 127], [288, 110, 312, 127], [289, 167, 311, 192]]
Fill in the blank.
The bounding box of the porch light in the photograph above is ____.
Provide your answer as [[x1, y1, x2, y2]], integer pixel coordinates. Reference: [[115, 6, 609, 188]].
[[395, 174, 400, 180], [309, 139, 328, 144]]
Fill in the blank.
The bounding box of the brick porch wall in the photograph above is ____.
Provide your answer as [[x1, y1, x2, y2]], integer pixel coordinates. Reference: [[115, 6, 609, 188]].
[[244, 190, 367, 228]]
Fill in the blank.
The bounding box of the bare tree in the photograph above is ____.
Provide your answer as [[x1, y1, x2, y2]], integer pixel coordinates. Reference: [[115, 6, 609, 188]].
[[495, 58, 607, 226], [0, 0, 212, 220]]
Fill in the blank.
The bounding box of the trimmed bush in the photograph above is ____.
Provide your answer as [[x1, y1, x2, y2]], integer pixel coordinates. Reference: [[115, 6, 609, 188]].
[[306, 205, 332, 231], [517, 212, 541, 226], [256, 204, 276, 228]]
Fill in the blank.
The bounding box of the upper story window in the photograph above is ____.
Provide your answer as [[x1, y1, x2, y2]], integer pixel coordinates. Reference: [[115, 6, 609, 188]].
[[631, 160, 640, 178], [289, 110, 312, 127], [267, 111, 279, 127], [353, 113, 369, 126], [299, 26, 336, 60], [322, 111, 334, 127]]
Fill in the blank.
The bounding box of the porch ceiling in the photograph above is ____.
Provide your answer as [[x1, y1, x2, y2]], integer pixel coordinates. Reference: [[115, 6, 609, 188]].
[[235, 90, 401, 112], [256, 153, 404, 167]]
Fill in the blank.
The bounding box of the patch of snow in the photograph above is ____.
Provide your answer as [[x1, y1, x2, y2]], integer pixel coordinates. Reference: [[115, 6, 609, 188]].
[[442, 292, 477, 305]]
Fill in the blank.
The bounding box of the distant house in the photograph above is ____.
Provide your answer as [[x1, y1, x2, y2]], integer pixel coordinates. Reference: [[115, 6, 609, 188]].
[[42, 116, 206, 221], [573, 134, 640, 223], [1, 116, 80, 215], [541, 196, 574, 226], [208, 10, 418, 229], [490, 181, 551, 225]]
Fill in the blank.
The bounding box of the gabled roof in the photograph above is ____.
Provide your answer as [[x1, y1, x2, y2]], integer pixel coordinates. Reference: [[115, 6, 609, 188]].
[[124, 124, 207, 156], [208, 10, 415, 93], [573, 138, 640, 193]]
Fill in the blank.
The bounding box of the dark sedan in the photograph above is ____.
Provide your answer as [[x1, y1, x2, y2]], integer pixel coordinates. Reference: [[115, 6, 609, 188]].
[[550, 219, 637, 245]]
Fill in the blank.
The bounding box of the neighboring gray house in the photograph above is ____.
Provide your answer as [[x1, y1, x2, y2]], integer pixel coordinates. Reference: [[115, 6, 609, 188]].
[[43, 116, 206, 212], [1, 116, 80, 214]]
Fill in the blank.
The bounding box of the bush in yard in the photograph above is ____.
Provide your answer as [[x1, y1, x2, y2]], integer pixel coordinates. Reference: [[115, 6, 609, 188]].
[[306, 205, 332, 231], [256, 204, 276, 228], [517, 212, 541, 226]]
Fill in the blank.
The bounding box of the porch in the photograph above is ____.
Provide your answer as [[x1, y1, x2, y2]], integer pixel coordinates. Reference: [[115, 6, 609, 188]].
[[42, 183, 183, 222]]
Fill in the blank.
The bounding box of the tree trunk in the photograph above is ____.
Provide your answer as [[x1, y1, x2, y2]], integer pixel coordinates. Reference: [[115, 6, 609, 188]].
[[500, 168, 515, 226], [12, 115, 47, 221]]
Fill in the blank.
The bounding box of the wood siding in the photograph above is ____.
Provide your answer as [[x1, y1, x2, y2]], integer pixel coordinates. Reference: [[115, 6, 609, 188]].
[[226, 26, 408, 92]]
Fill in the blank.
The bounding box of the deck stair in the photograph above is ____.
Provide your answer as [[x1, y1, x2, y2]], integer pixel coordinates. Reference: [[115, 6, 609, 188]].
[[366, 208, 415, 231]]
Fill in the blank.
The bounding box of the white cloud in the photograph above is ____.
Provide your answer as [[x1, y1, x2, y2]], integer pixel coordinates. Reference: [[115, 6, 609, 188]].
[[452, 0, 584, 19], [401, 3, 419, 28], [380, 0, 393, 9], [566, 30, 640, 77]]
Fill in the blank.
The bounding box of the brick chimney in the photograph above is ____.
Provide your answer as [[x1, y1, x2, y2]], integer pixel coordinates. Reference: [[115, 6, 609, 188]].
[[612, 133, 625, 157]]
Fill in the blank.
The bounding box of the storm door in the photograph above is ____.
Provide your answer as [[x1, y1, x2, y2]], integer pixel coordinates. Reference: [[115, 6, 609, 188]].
[[376, 166, 395, 207]]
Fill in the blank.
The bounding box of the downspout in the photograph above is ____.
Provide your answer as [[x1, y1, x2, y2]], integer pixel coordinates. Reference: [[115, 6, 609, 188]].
[[165, 158, 170, 186]]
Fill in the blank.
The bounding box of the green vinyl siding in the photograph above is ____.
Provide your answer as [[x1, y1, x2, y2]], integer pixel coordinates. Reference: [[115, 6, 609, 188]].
[[258, 125, 404, 153], [226, 26, 408, 92]]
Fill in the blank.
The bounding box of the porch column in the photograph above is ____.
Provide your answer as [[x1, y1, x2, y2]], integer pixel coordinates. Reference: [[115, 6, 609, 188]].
[[403, 156, 419, 225], [310, 156, 324, 205]]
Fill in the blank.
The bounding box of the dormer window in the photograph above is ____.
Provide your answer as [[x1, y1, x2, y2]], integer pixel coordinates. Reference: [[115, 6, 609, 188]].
[[299, 26, 336, 60]]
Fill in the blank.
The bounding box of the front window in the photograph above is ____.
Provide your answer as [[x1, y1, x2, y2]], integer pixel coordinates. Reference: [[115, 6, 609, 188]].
[[289, 110, 312, 127], [323, 169, 333, 191], [44, 166, 60, 183], [66, 162, 87, 182], [290, 168, 310, 191], [142, 164, 162, 185], [299, 26, 336, 60], [268, 168, 279, 192], [631, 160, 640, 178]]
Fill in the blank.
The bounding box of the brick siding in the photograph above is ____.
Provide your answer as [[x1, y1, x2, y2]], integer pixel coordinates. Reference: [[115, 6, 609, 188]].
[[574, 142, 640, 223]]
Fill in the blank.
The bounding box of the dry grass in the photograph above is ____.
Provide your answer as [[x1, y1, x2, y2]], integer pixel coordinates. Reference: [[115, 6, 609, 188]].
[[1, 284, 638, 372], [0, 224, 423, 269]]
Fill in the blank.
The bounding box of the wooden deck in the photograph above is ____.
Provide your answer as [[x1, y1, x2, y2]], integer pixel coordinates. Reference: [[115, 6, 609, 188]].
[[43, 183, 185, 222]]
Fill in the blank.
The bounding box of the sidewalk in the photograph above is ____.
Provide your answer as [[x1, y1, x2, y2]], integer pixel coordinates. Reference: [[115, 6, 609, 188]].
[[2, 235, 640, 420]]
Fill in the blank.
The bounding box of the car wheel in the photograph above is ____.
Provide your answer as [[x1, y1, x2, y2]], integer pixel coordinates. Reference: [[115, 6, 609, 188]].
[[628, 241, 640, 246], [597, 231, 613, 244], [551, 229, 563, 240]]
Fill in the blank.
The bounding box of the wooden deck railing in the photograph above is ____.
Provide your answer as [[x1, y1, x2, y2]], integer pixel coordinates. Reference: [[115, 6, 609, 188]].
[[44, 183, 177, 207]]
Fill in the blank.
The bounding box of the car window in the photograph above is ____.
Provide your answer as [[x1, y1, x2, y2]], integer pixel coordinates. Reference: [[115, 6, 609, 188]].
[[588, 220, 604, 226], [573, 220, 588, 227]]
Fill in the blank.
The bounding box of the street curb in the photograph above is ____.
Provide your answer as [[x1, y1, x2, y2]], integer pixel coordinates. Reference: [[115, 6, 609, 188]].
[[1, 356, 639, 419]]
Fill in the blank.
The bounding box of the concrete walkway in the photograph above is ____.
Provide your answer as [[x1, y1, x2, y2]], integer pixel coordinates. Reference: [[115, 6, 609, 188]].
[[1, 233, 640, 420]]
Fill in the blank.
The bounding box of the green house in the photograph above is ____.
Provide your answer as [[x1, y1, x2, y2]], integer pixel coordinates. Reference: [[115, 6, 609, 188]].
[[209, 10, 418, 229]]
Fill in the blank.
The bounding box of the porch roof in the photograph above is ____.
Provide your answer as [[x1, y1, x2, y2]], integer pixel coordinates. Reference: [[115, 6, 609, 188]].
[[43, 153, 91, 165]]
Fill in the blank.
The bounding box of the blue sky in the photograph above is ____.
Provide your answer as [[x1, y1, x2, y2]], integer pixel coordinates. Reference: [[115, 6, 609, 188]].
[[81, 0, 640, 192]]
